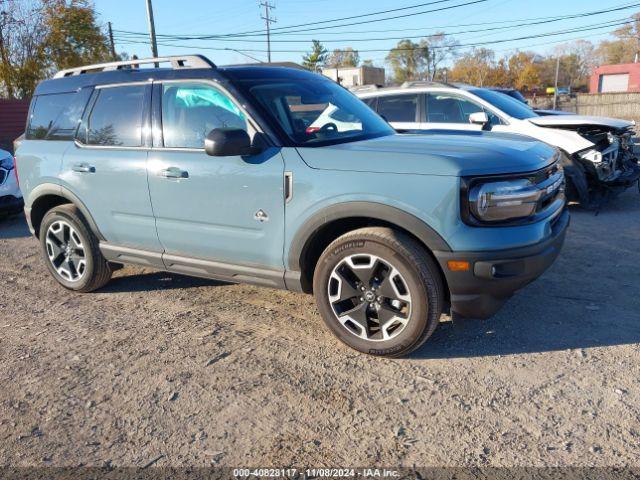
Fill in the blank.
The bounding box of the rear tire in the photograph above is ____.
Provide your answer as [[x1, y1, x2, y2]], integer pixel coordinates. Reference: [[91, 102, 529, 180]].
[[39, 204, 112, 292], [313, 227, 444, 357]]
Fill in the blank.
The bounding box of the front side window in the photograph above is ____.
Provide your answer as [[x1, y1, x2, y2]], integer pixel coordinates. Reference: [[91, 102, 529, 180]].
[[426, 93, 486, 124], [240, 78, 393, 147], [162, 83, 247, 149], [87, 85, 146, 147], [377, 94, 417, 123]]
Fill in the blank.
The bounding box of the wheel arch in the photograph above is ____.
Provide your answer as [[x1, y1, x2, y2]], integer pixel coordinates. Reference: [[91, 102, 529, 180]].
[[287, 202, 452, 296], [27, 184, 105, 240]]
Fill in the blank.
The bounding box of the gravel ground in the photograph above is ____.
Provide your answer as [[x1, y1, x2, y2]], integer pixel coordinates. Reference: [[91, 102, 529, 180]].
[[0, 190, 639, 470]]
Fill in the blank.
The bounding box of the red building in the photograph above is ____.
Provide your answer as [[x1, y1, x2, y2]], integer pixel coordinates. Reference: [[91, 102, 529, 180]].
[[0, 99, 30, 153], [590, 63, 640, 94]]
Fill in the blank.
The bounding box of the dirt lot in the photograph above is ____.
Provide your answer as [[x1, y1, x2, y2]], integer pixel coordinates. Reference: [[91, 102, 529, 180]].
[[0, 191, 639, 470]]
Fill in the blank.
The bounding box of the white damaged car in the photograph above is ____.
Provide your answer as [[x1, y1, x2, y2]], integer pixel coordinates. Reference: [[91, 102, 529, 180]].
[[357, 83, 640, 207], [0, 148, 23, 217]]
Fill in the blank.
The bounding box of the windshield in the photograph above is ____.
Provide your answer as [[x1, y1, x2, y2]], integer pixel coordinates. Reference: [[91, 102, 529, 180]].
[[239, 78, 394, 146], [471, 88, 539, 120]]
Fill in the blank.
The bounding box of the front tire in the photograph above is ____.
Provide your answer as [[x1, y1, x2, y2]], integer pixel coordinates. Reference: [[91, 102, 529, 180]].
[[39, 204, 112, 292], [313, 227, 444, 357]]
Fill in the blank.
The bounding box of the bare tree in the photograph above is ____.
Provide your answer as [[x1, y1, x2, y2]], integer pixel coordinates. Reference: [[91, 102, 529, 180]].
[[423, 32, 459, 81]]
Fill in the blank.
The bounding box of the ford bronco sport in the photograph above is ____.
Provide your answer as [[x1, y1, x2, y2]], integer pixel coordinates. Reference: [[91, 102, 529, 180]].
[[16, 55, 569, 357]]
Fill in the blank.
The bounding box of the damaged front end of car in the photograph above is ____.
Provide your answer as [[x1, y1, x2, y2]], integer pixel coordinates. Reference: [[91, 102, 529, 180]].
[[560, 124, 640, 208]]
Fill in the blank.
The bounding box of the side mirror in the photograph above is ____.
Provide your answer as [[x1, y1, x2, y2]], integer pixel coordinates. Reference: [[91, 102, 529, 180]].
[[204, 128, 257, 157], [469, 111, 489, 126]]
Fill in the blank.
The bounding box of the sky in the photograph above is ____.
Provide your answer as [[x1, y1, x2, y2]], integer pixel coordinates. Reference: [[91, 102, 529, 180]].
[[93, 0, 638, 67]]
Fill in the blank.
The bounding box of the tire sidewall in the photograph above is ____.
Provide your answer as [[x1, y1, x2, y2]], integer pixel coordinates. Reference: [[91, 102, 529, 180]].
[[39, 208, 97, 291], [314, 236, 431, 356]]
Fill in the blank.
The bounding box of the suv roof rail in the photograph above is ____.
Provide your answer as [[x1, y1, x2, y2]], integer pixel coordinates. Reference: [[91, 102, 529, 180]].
[[53, 55, 216, 79], [401, 80, 457, 89], [349, 84, 380, 92]]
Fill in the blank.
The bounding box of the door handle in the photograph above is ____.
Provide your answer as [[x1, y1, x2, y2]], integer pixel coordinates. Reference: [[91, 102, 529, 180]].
[[158, 167, 189, 179], [72, 163, 95, 173]]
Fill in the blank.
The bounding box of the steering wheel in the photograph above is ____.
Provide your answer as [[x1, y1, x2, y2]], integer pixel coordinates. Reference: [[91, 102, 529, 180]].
[[319, 122, 338, 133]]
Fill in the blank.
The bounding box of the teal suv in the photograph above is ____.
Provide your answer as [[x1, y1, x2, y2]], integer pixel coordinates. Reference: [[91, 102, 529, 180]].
[[16, 55, 568, 357]]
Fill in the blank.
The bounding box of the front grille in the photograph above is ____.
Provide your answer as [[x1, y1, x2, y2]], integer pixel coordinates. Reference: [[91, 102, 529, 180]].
[[527, 160, 565, 217]]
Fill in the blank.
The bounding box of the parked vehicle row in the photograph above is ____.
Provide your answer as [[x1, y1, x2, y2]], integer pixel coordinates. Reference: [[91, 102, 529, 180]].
[[16, 55, 568, 356], [355, 82, 640, 208]]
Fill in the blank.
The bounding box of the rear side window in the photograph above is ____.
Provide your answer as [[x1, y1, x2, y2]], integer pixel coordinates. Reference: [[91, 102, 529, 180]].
[[26, 90, 91, 140], [377, 94, 417, 123], [87, 85, 146, 147]]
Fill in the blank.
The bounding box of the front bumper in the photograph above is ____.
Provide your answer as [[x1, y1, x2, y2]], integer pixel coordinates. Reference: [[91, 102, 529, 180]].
[[0, 195, 24, 214], [434, 208, 570, 319]]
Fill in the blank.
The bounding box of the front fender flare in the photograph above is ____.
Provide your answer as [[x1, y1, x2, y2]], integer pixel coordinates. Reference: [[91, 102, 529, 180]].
[[287, 201, 451, 273]]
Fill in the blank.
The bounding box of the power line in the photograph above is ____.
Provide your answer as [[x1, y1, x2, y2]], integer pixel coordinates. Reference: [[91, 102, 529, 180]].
[[113, 17, 636, 54], [112, 2, 640, 43], [114, 0, 489, 41]]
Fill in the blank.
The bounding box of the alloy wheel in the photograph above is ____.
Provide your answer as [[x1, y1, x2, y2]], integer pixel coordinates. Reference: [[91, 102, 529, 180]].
[[45, 220, 87, 282], [327, 254, 412, 341]]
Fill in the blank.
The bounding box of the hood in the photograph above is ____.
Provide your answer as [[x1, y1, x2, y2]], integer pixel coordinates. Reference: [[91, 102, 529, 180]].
[[296, 131, 557, 177], [528, 115, 634, 131]]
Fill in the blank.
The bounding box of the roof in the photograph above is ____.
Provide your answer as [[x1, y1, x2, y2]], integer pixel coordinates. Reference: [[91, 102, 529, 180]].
[[34, 55, 324, 96]]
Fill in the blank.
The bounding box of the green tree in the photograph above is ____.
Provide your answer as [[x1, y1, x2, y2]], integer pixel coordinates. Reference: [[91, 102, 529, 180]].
[[0, 0, 48, 99], [43, 0, 111, 70], [0, 0, 117, 98], [325, 47, 360, 68], [386, 39, 429, 84], [302, 40, 328, 71]]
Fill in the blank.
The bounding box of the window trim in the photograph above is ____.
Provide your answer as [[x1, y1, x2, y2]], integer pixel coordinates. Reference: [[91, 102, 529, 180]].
[[75, 81, 152, 150], [423, 91, 508, 126], [152, 78, 267, 152]]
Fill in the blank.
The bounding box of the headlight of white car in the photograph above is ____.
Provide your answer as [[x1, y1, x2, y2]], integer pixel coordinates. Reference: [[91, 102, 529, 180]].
[[579, 149, 603, 164], [0, 155, 14, 170]]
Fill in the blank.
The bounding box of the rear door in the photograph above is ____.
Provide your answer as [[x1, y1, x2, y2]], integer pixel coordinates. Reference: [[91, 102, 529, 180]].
[[376, 93, 420, 131], [146, 80, 285, 275], [61, 82, 162, 253]]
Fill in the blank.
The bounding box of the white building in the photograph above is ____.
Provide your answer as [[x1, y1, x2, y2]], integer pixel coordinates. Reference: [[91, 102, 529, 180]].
[[322, 66, 385, 88]]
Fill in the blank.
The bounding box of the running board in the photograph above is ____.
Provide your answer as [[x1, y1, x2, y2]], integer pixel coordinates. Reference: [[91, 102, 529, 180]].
[[99, 243, 287, 289]]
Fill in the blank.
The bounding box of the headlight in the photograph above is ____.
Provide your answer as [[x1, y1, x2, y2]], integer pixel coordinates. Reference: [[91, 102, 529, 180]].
[[462, 161, 565, 225], [0, 156, 14, 170], [469, 179, 541, 222], [579, 149, 602, 164]]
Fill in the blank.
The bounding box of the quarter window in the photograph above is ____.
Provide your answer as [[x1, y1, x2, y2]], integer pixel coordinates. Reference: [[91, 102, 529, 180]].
[[87, 85, 146, 147], [27, 90, 91, 140], [161, 83, 247, 149], [377, 94, 417, 123]]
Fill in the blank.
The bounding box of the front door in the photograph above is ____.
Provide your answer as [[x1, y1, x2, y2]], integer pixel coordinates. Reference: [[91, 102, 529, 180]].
[[146, 80, 285, 274], [422, 92, 491, 131]]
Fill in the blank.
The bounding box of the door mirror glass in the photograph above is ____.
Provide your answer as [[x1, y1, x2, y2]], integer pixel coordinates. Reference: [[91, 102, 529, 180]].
[[205, 128, 256, 156], [469, 111, 489, 125]]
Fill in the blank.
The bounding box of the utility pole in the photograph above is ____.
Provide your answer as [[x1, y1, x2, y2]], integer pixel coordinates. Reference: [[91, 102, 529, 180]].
[[145, 0, 159, 59], [553, 55, 560, 110], [259, 1, 276, 63], [107, 22, 117, 60]]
